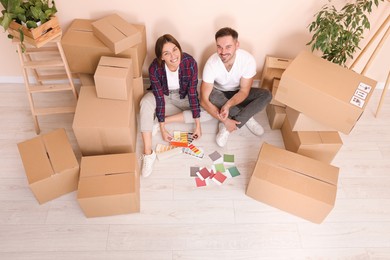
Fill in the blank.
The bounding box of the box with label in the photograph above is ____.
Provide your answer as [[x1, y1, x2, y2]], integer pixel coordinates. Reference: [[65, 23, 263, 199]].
[[275, 50, 377, 134], [94, 56, 134, 100], [281, 117, 343, 163], [17, 128, 79, 204], [92, 14, 142, 54], [61, 19, 146, 77], [266, 104, 286, 130], [77, 153, 140, 217], [246, 143, 339, 224], [72, 86, 137, 156]]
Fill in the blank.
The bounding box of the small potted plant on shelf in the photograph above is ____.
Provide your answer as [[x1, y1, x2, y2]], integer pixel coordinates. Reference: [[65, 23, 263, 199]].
[[306, 0, 384, 67], [0, 0, 59, 50]]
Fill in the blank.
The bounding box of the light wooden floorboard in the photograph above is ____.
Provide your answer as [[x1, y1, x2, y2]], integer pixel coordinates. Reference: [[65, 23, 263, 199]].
[[1, 83, 390, 259]]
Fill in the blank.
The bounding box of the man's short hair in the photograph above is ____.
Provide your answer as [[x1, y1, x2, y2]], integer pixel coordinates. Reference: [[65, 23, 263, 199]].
[[215, 27, 238, 41]]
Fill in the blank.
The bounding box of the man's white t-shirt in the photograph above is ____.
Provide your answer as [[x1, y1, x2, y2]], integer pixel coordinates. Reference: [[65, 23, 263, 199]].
[[202, 49, 256, 91]]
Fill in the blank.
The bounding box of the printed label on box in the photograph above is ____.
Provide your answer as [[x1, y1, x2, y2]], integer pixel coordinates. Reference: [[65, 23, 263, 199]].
[[350, 96, 365, 108], [358, 82, 372, 93], [354, 89, 368, 100]]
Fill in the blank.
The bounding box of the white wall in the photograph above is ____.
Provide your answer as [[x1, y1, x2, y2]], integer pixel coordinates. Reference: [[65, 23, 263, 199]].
[[0, 0, 389, 83]]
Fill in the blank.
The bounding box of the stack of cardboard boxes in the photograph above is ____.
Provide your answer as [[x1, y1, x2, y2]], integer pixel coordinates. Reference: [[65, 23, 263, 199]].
[[17, 14, 145, 218], [247, 50, 377, 223]]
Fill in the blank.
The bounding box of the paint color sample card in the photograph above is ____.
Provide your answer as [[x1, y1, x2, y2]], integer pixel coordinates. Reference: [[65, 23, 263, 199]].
[[209, 151, 222, 162], [224, 154, 235, 164], [196, 167, 212, 180], [190, 166, 200, 177], [212, 171, 227, 185], [195, 177, 207, 187], [213, 163, 226, 173], [227, 166, 240, 177]]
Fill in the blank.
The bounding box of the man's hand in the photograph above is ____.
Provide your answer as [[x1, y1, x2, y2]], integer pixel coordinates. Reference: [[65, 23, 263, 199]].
[[218, 103, 230, 121], [223, 118, 241, 132]]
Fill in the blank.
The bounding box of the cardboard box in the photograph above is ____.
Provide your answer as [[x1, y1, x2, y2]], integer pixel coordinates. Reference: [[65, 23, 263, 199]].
[[285, 106, 336, 131], [72, 86, 137, 156], [61, 19, 146, 77], [281, 117, 343, 163], [92, 14, 142, 54], [270, 78, 286, 107], [94, 56, 134, 100], [266, 104, 286, 130], [77, 153, 140, 217], [133, 76, 145, 113], [275, 50, 377, 134], [246, 143, 339, 224], [17, 128, 79, 204], [260, 56, 292, 90]]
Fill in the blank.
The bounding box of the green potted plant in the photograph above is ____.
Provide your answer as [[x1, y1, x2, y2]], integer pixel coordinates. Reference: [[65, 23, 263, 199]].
[[306, 0, 384, 67], [0, 0, 57, 49]]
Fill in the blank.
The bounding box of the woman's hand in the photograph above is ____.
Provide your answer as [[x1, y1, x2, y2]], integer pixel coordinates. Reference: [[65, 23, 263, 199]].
[[160, 127, 172, 142], [192, 124, 202, 140]]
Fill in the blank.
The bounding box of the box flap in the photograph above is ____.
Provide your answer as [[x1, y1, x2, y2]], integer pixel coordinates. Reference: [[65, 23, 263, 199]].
[[257, 143, 339, 185], [98, 56, 132, 69], [80, 153, 137, 178], [94, 14, 141, 42], [298, 131, 342, 145], [78, 171, 136, 198], [17, 137, 54, 184], [43, 128, 79, 174]]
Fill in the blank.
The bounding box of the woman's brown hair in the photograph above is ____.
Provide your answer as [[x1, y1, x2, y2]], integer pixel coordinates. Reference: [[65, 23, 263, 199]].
[[155, 34, 183, 66]]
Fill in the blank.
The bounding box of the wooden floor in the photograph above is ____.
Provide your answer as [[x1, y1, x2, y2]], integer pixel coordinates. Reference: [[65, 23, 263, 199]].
[[1, 83, 390, 260]]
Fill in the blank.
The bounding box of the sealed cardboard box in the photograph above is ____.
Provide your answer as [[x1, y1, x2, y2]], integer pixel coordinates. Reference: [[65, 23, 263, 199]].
[[266, 104, 286, 130], [246, 143, 339, 224], [77, 153, 140, 217], [270, 78, 286, 107], [275, 50, 377, 134], [94, 56, 134, 100], [17, 128, 79, 204], [92, 14, 142, 54], [61, 19, 146, 77], [72, 86, 137, 156], [260, 56, 292, 90], [285, 106, 335, 131], [281, 117, 343, 163], [133, 76, 145, 113]]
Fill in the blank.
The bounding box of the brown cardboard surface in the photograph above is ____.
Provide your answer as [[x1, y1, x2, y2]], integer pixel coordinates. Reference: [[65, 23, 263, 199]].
[[94, 56, 134, 100], [92, 14, 142, 54], [281, 117, 343, 163], [260, 56, 292, 90], [61, 19, 146, 77], [270, 78, 286, 107], [17, 128, 79, 204], [72, 86, 137, 156], [266, 104, 286, 130], [132, 76, 145, 114], [77, 153, 140, 217], [246, 143, 339, 223], [285, 106, 335, 131], [275, 50, 377, 134]]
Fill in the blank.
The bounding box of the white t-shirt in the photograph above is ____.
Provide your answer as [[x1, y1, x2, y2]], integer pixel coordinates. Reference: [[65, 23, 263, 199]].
[[165, 63, 180, 90], [202, 49, 256, 91]]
